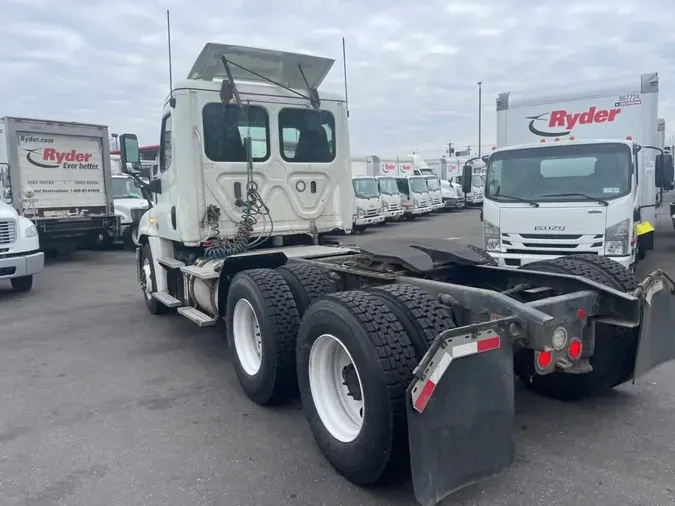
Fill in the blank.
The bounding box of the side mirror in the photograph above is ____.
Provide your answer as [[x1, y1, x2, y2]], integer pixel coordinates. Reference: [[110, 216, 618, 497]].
[[663, 154, 674, 187], [461, 163, 473, 194], [119, 133, 141, 174], [481, 155, 489, 164]]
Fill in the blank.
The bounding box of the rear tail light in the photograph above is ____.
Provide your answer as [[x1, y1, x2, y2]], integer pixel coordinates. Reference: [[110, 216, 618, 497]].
[[535, 350, 552, 370], [568, 338, 582, 360]]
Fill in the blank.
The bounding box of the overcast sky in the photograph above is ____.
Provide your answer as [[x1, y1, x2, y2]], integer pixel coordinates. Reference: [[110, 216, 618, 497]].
[[3, 0, 675, 159]]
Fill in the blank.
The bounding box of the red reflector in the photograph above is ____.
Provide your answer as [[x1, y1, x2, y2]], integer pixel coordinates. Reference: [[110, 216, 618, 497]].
[[576, 308, 585, 320], [536, 350, 552, 368], [568, 339, 582, 360], [477, 335, 500, 352]]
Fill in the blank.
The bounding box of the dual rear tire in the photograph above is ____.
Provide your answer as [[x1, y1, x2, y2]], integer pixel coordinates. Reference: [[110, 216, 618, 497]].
[[224, 263, 455, 485]]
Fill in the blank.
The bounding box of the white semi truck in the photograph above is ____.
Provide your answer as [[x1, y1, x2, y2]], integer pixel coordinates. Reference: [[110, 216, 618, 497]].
[[480, 73, 673, 270], [0, 164, 44, 292], [0, 117, 119, 254], [117, 42, 675, 506]]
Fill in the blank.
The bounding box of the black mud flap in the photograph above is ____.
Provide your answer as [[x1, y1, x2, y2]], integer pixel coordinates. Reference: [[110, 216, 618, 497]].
[[633, 270, 675, 379], [406, 327, 516, 506]]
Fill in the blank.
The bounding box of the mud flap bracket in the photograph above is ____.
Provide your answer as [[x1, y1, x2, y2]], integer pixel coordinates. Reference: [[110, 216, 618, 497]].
[[406, 320, 516, 506]]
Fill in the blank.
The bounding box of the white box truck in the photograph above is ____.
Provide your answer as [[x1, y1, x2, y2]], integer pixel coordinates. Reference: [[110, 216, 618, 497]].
[[479, 72, 673, 270], [426, 158, 465, 209], [407, 155, 444, 210], [115, 42, 675, 506], [0, 117, 119, 253], [350, 157, 384, 231], [364, 155, 404, 221]]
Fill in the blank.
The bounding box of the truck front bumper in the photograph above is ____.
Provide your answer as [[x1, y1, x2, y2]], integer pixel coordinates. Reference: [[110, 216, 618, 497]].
[[0, 251, 44, 279], [382, 209, 404, 220], [354, 215, 385, 226], [404, 206, 432, 216], [443, 197, 465, 209]]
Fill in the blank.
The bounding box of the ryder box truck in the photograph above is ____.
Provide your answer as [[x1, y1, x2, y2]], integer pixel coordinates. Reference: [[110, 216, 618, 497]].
[[0, 117, 119, 253], [481, 72, 672, 270]]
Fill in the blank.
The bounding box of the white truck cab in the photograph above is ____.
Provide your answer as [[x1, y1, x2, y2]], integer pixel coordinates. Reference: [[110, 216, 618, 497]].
[[118, 43, 353, 319], [395, 175, 433, 219], [375, 175, 404, 221], [351, 175, 384, 231], [0, 164, 44, 292], [412, 168, 444, 211], [483, 72, 672, 270], [111, 174, 149, 247]]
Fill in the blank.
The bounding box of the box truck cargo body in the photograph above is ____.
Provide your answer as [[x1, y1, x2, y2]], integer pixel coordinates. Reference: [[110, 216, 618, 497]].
[[485, 72, 668, 269], [0, 117, 119, 252]]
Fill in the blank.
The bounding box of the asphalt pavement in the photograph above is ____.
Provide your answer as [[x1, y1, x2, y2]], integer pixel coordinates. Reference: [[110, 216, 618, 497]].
[[1, 206, 675, 506]]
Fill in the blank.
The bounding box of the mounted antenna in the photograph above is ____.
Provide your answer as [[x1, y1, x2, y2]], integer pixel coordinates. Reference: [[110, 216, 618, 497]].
[[166, 9, 176, 108], [342, 37, 350, 118]]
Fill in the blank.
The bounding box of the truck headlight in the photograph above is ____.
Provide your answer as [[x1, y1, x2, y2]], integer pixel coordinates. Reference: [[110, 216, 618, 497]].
[[382, 202, 389, 210], [484, 220, 500, 252], [357, 207, 366, 218], [413, 199, 420, 207], [604, 218, 630, 256], [25, 224, 38, 238]]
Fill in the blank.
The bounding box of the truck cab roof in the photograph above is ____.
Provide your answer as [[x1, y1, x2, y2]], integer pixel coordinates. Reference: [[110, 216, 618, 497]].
[[491, 138, 635, 155]]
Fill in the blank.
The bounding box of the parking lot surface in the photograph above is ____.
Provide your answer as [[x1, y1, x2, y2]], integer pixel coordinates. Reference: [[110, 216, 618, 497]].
[[1, 208, 675, 506]]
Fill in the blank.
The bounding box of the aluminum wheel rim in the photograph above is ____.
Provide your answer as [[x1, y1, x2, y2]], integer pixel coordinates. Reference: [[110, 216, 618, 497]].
[[142, 258, 153, 301], [232, 298, 263, 376], [308, 333, 364, 443]]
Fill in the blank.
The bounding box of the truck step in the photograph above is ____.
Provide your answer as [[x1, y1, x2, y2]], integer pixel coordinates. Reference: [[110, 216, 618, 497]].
[[151, 291, 182, 308], [181, 264, 219, 280], [177, 306, 217, 327], [157, 257, 185, 269]]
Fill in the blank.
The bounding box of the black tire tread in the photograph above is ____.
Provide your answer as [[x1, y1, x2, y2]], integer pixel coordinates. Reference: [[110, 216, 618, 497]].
[[276, 262, 337, 317], [368, 284, 456, 358], [231, 268, 300, 405], [301, 290, 417, 484]]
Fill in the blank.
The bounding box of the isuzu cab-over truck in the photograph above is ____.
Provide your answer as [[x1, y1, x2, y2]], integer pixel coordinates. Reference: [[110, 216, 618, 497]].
[[118, 43, 675, 506], [483, 73, 673, 270]]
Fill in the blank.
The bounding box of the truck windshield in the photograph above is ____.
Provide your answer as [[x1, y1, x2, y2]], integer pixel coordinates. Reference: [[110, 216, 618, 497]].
[[425, 177, 440, 190], [409, 178, 428, 193], [112, 177, 141, 199], [485, 142, 632, 203], [378, 177, 399, 195], [352, 178, 379, 198]]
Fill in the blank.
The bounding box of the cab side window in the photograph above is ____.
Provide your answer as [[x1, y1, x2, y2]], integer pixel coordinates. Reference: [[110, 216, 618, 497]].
[[159, 115, 172, 174]]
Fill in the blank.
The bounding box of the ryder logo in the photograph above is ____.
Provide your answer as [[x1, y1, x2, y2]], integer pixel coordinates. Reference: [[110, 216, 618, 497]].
[[382, 162, 396, 173], [25, 148, 99, 170], [401, 163, 412, 172], [527, 106, 622, 137]]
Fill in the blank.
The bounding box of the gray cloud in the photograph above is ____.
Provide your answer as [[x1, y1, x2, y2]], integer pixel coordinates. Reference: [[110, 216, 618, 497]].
[[3, 0, 675, 157]]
